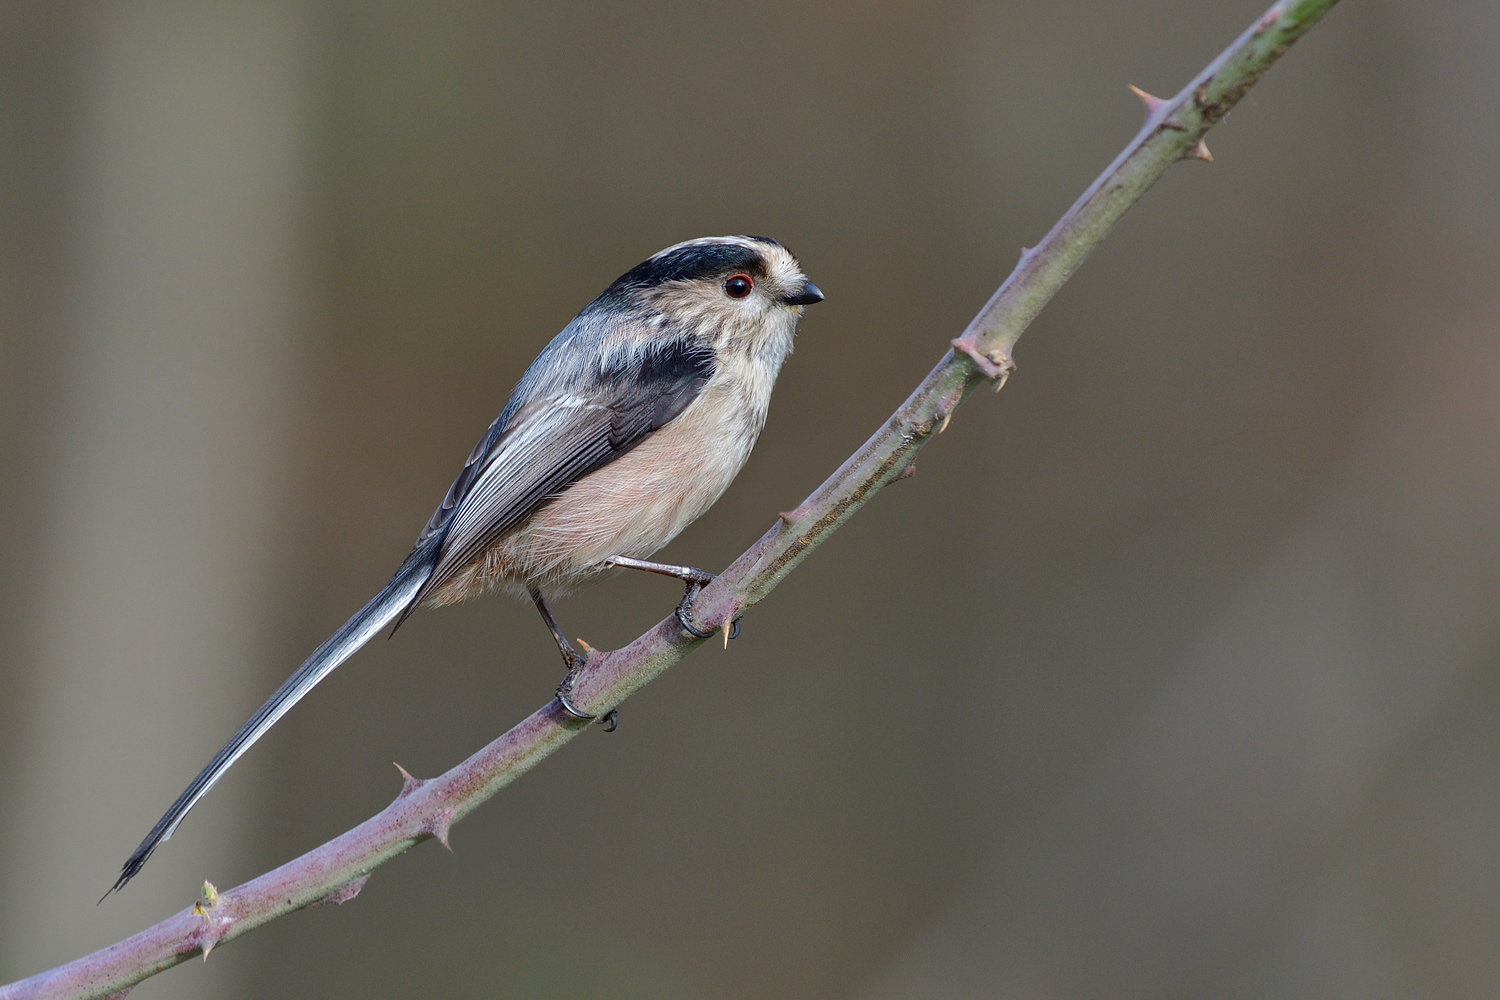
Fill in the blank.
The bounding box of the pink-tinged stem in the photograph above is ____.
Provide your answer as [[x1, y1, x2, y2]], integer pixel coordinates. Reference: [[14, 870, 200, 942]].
[[1, 2, 1341, 996]]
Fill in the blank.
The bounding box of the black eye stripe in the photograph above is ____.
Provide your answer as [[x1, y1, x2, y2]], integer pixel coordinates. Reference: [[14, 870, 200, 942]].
[[612, 244, 765, 290]]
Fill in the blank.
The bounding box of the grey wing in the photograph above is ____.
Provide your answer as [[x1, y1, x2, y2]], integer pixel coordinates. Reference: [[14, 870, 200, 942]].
[[399, 338, 715, 615]]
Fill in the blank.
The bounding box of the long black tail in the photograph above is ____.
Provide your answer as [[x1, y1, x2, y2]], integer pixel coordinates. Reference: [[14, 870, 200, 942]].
[[104, 557, 432, 897]]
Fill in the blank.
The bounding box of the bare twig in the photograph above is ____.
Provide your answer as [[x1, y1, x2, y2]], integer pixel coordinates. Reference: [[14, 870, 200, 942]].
[[0, 2, 1340, 997]]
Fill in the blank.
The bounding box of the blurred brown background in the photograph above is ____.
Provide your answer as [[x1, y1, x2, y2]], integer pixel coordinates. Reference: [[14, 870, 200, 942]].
[[3, 0, 1499, 997]]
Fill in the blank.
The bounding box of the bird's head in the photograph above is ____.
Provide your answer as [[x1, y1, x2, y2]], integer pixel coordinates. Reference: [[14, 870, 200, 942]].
[[598, 235, 823, 354]]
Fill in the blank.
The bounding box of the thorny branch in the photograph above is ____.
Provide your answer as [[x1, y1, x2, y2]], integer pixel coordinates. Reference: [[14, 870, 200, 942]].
[[0, 2, 1341, 997]]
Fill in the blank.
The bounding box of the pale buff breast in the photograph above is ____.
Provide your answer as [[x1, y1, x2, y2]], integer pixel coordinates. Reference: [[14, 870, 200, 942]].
[[424, 370, 768, 605]]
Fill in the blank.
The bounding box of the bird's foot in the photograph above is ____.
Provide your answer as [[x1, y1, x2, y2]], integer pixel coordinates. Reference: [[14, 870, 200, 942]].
[[553, 650, 618, 730], [602, 555, 737, 642], [554, 666, 593, 722], [675, 576, 742, 643], [553, 633, 593, 721]]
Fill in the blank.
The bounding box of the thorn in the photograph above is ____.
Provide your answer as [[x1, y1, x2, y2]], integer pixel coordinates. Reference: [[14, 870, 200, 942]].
[[937, 411, 952, 434], [723, 618, 733, 650], [194, 881, 225, 961], [196, 910, 236, 961], [1018, 246, 1034, 265], [311, 873, 370, 907], [393, 762, 424, 798], [576, 637, 595, 655], [426, 809, 455, 852], [1128, 84, 1166, 117], [951, 337, 1015, 382], [896, 462, 917, 481], [778, 511, 796, 526], [1186, 138, 1213, 162]]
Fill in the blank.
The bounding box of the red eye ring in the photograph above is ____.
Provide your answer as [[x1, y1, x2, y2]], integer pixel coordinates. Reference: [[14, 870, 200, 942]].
[[724, 274, 753, 298]]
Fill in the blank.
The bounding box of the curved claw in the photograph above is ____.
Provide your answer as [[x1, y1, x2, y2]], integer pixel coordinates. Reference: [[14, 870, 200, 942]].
[[677, 603, 716, 639], [554, 689, 594, 722], [676, 575, 713, 638], [677, 605, 743, 642], [599, 709, 619, 732]]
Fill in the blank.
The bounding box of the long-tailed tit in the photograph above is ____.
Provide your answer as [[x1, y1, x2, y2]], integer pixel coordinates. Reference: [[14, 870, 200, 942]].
[[108, 235, 823, 893]]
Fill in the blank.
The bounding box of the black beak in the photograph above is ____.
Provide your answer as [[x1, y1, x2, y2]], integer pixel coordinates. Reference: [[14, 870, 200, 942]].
[[784, 281, 824, 306]]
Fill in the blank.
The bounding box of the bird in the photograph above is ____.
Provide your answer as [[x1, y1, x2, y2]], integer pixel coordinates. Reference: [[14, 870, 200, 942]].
[[106, 235, 823, 895]]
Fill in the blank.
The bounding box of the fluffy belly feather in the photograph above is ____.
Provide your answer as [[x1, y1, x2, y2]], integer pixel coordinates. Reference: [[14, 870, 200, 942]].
[[425, 380, 763, 604]]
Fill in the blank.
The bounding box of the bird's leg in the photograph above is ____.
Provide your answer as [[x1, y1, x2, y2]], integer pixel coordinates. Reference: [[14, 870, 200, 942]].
[[604, 556, 740, 641], [531, 589, 601, 723], [532, 588, 585, 671]]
